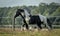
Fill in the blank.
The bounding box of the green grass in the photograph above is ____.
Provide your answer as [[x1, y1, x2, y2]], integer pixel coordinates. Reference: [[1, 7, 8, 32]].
[[0, 28, 60, 36]]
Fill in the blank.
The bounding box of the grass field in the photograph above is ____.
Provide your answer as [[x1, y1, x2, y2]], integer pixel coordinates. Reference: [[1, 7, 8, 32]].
[[0, 28, 60, 36]]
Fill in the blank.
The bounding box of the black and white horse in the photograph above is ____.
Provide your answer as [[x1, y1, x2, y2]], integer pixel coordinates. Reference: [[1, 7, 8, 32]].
[[14, 8, 52, 30]]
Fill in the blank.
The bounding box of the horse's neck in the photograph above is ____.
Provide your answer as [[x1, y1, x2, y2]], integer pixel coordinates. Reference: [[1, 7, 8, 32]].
[[24, 9, 30, 17]]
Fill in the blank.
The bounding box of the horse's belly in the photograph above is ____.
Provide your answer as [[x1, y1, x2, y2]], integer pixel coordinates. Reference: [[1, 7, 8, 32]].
[[29, 16, 40, 24], [29, 18, 36, 24]]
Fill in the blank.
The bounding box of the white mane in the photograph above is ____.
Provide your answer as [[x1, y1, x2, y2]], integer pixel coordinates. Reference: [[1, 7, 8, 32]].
[[24, 9, 30, 17], [24, 9, 30, 24]]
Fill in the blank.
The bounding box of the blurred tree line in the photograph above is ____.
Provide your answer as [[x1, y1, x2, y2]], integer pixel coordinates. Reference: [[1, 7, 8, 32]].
[[0, 2, 60, 25]]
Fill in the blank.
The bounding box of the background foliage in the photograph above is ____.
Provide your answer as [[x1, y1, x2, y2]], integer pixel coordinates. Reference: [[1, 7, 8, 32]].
[[0, 2, 60, 25]]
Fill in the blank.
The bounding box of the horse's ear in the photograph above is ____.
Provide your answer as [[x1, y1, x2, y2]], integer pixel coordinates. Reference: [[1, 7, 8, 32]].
[[17, 9, 21, 11], [16, 9, 19, 12]]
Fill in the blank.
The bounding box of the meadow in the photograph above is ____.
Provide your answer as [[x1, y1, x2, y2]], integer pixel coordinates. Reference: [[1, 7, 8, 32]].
[[0, 28, 60, 36]]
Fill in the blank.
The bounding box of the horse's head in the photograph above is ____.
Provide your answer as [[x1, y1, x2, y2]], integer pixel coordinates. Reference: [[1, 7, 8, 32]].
[[14, 8, 31, 19], [14, 9, 25, 18]]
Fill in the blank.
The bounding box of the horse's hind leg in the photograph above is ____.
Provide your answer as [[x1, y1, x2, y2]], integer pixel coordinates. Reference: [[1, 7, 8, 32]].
[[48, 23, 52, 29], [47, 19, 52, 29]]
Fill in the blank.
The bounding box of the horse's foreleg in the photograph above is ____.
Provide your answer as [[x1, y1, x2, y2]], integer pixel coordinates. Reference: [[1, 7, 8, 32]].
[[23, 19, 29, 30], [25, 24, 29, 30], [22, 24, 25, 27], [22, 24, 29, 30], [37, 23, 42, 29]]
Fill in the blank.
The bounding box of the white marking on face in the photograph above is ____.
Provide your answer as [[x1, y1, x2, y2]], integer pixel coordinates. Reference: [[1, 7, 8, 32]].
[[21, 12, 24, 16]]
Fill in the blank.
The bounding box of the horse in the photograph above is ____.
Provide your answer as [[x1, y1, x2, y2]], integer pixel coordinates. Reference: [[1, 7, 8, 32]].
[[14, 8, 52, 30]]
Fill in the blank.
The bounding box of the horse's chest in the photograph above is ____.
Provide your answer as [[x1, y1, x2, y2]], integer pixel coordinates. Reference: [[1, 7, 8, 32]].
[[25, 17, 30, 24], [25, 16, 37, 24]]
